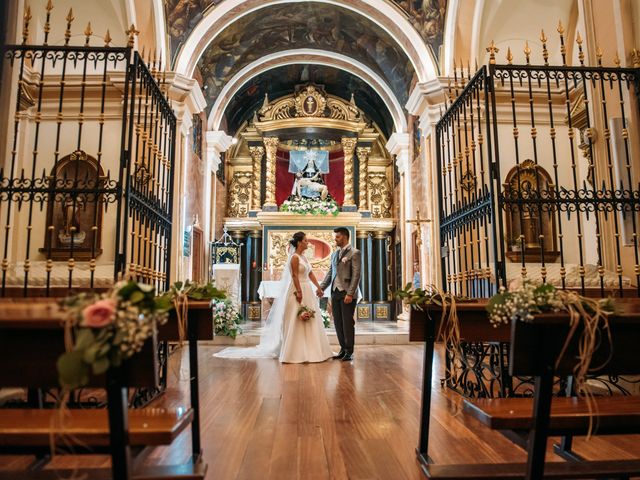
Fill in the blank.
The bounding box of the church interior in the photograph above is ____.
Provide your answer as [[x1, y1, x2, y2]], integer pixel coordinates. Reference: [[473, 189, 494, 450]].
[[1, 0, 640, 478]]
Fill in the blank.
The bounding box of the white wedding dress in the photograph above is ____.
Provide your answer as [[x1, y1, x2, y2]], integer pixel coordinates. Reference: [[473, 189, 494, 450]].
[[214, 251, 333, 363]]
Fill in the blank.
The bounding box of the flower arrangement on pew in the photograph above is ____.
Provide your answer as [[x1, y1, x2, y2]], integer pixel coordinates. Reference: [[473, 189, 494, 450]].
[[57, 281, 172, 390], [157, 280, 227, 343], [487, 281, 617, 433], [212, 299, 243, 338]]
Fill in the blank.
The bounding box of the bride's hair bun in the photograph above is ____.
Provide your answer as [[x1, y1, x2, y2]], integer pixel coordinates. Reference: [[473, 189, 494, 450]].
[[289, 231, 306, 248]]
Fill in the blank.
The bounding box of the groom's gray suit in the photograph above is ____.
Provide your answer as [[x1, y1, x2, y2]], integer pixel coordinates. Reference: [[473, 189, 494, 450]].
[[320, 244, 361, 355]]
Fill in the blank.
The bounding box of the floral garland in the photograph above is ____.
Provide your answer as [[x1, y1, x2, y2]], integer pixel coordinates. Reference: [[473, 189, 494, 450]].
[[212, 299, 243, 338], [57, 281, 170, 390], [487, 282, 615, 326], [280, 197, 340, 216]]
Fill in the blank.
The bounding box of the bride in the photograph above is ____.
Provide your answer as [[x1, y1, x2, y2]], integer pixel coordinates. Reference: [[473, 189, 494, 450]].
[[214, 231, 333, 363]]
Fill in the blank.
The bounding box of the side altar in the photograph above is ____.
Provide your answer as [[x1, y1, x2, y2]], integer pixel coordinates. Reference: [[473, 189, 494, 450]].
[[219, 84, 396, 323]]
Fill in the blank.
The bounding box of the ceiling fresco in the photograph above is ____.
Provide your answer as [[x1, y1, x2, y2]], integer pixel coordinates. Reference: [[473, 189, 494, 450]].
[[194, 3, 415, 110], [223, 64, 395, 139], [164, 1, 449, 69]]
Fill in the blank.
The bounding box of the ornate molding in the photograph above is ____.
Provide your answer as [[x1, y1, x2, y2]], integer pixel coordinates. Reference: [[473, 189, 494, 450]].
[[357, 146, 371, 211], [227, 172, 253, 218], [255, 84, 366, 134], [368, 172, 392, 219], [263, 137, 279, 207], [341, 137, 358, 207], [267, 229, 336, 272], [248, 146, 265, 210]]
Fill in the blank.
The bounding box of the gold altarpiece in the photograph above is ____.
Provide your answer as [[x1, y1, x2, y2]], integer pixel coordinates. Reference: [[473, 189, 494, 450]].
[[222, 84, 395, 321]]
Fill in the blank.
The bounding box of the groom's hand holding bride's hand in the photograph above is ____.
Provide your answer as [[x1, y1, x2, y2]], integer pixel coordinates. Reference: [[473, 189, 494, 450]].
[[315, 287, 323, 298]]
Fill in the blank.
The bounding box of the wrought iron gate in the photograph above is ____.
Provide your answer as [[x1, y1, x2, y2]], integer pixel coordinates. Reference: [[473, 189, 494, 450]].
[[437, 52, 640, 299], [0, 38, 175, 297]]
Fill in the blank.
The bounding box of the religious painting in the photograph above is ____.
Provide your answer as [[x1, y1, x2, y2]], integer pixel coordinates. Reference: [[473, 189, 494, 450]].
[[41, 150, 104, 260], [192, 113, 202, 158], [392, 0, 448, 63], [165, 0, 219, 62], [197, 3, 414, 113]]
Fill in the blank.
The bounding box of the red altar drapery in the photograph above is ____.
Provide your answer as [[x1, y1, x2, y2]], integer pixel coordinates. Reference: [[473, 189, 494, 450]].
[[275, 149, 344, 205]]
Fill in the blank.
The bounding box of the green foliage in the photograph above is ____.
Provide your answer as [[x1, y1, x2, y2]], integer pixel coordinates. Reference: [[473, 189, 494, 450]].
[[394, 283, 451, 310], [159, 280, 227, 305], [57, 281, 168, 390]]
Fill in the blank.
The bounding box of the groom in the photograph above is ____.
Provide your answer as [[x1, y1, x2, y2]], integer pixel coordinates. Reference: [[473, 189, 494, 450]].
[[318, 227, 361, 361]]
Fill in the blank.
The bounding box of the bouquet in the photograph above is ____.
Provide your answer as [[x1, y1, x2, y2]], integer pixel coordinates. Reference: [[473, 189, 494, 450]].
[[297, 305, 315, 321]]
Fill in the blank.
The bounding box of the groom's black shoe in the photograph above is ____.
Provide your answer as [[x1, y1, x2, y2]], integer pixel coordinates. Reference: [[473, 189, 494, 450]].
[[333, 350, 346, 360], [342, 352, 354, 362]]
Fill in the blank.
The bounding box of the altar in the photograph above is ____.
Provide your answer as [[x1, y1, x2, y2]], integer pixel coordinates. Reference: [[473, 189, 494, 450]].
[[219, 83, 396, 324]]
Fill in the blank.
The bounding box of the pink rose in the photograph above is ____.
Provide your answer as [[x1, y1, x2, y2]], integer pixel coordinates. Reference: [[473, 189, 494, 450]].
[[82, 299, 116, 328]]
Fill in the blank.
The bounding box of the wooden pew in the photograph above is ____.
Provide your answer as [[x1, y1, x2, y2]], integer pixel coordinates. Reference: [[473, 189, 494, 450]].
[[410, 300, 640, 479], [463, 302, 640, 479], [0, 302, 207, 479], [158, 300, 214, 463]]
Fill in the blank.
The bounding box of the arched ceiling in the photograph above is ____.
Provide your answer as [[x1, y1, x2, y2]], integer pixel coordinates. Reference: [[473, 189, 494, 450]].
[[164, 1, 448, 67], [223, 64, 395, 138], [195, 2, 416, 110]]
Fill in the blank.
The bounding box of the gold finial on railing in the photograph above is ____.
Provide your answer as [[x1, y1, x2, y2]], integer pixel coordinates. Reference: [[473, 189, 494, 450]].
[[84, 22, 92, 46], [506, 47, 513, 65], [631, 48, 640, 68], [64, 8, 74, 46], [104, 29, 112, 47], [43, 0, 54, 45], [596, 46, 603, 66], [576, 31, 585, 66], [22, 5, 32, 45], [614, 51, 621, 67], [557, 20, 567, 66], [126, 24, 139, 48], [540, 29, 549, 65], [524, 41, 531, 65], [486, 40, 499, 64]]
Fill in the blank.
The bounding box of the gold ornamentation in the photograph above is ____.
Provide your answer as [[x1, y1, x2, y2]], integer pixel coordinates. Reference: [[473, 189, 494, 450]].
[[248, 146, 264, 210], [357, 305, 370, 320], [341, 137, 357, 207], [375, 305, 389, 320], [407, 209, 431, 248], [356, 146, 371, 211], [294, 85, 327, 117], [486, 40, 499, 64], [227, 172, 252, 218], [368, 172, 392, 218], [248, 304, 261, 320], [460, 171, 477, 192], [267, 230, 336, 271], [263, 137, 279, 207]]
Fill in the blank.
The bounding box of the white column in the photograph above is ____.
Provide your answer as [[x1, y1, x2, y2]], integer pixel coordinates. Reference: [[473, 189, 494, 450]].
[[205, 130, 233, 245], [406, 80, 446, 289], [386, 132, 412, 297], [166, 73, 207, 284]]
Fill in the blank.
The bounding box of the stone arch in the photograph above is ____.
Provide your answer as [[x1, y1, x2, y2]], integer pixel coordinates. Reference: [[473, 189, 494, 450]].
[[207, 49, 407, 134]]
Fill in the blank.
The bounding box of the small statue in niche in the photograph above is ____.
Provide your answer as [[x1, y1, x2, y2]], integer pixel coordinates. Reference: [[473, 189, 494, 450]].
[[59, 196, 86, 246], [289, 150, 330, 201]]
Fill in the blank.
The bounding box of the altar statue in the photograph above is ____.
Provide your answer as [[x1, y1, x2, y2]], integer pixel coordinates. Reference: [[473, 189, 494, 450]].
[[289, 150, 330, 200]]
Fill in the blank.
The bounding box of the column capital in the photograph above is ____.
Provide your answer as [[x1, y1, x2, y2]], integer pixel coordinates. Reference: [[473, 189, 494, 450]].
[[386, 133, 411, 175], [205, 130, 233, 172]]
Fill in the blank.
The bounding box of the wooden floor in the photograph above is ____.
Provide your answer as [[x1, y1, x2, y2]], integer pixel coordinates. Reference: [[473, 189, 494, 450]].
[[2, 344, 640, 479]]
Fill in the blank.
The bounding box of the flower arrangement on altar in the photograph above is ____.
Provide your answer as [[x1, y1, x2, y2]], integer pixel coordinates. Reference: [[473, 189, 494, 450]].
[[280, 196, 340, 216], [212, 299, 243, 338], [320, 309, 330, 328], [57, 280, 171, 390], [297, 305, 315, 321]]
